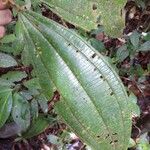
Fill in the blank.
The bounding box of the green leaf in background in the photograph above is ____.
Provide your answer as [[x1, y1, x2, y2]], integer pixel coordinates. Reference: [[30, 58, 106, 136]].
[[18, 11, 135, 150], [136, 133, 150, 150], [42, 0, 126, 37], [116, 45, 129, 62], [135, 0, 146, 9], [30, 99, 39, 121], [136, 64, 145, 77], [23, 78, 41, 90], [90, 38, 105, 52], [0, 34, 16, 44], [24, 78, 49, 114], [12, 93, 30, 131], [0, 122, 22, 139], [147, 63, 150, 73], [22, 115, 50, 139], [142, 32, 150, 41], [1, 71, 27, 83], [0, 78, 15, 88], [19, 90, 33, 101], [128, 93, 140, 116], [36, 94, 49, 114], [0, 45, 14, 53], [47, 134, 63, 146], [138, 41, 150, 52], [0, 88, 12, 128], [0, 52, 18, 68], [12, 20, 25, 55], [128, 138, 136, 148], [129, 31, 140, 48], [20, 19, 55, 99]]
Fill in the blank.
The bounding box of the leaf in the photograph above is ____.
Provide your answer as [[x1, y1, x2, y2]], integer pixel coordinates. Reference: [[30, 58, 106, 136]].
[[23, 78, 41, 90], [36, 94, 49, 114], [0, 78, 15, 87], [1, 71, 27, 83], [47, 134, 62, 145], [22, 115, 50, 139], [0, 88, 12, 128], [12, 20, 25, 55], [0, 34, 16, 44], [30, 99, 39, 121], [128, 138, 136, 148], [24, 78, 49, 114], [138, 41, 150, 52], [129, 31, 140, 48], [41, 0, 126, 37], [135, 0, 145, 9], [12, 93, 31, 131], [116, 45, 129, 62], [31, 0, 41, 9], [136, 64, 145, 77], [0, 44, 14, 53], [0, 52, 18, 68], [20, 27, 54, 99], [128, 93, 140, 116], [19, 90, 33, 100], [25, 0, 32, 10], [142, 32, 150, 41], [0, 122, 22, 138], [19, 11, 133, 150], [90, 38, 105, 52], [136, 133, 150, 150]]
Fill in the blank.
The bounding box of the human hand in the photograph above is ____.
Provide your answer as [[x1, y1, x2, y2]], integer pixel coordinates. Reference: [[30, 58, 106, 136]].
[[0, 0, 12, 38]]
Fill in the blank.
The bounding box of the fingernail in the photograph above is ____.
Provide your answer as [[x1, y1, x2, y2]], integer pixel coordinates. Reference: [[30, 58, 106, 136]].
[[0, 9, 12, 25], [0, 26, 5, 38]]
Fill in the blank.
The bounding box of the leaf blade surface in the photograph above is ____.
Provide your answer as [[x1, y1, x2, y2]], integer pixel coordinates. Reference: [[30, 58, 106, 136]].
[[19, 11, 132, 150]]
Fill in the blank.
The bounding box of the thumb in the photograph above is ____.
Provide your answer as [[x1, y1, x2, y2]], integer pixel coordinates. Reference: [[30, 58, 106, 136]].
[[0, 9, 12, 25], [0, 26, 5, 38]]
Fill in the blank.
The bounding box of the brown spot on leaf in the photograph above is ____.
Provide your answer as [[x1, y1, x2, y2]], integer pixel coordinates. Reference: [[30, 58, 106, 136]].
[[114, 140, 118, 143], [91, 53, 96, 58], [100, 75, 103, 79], [92, 4, 97, 10], [110, 92, 114, 96], [105, 134, 109, 139]]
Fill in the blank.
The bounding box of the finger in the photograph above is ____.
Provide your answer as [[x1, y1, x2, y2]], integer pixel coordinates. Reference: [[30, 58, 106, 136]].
[[0, 0, 8, 9], [0, 9, 12, 25], [0, 26, 5, 38]]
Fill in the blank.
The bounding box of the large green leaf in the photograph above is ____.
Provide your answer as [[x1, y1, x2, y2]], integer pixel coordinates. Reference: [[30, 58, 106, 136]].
[[19, 11, 133, 150], [0, 88, 12, 128], [41, 0, 126, 37]]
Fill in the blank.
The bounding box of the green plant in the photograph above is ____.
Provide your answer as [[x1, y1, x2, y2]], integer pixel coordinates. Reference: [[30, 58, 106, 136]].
[[0, 0, 140, 150]]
